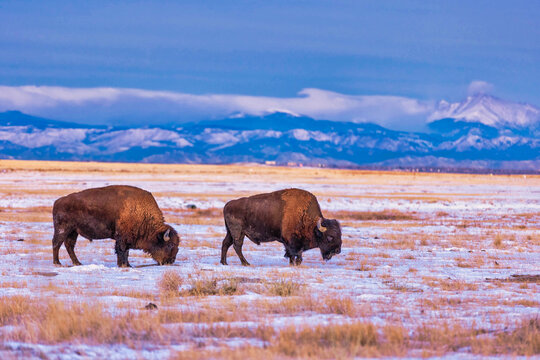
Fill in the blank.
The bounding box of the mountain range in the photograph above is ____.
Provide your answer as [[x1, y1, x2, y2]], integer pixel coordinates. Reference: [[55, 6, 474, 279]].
[[0, 94, 538, 172]]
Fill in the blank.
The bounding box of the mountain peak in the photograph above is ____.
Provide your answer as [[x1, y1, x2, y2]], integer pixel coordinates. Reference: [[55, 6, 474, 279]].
[[264, 109, 301, 117], [429, 93, 540, 129]]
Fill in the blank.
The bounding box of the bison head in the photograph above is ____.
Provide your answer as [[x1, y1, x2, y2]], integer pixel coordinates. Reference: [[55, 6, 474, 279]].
[[315, 218, 342, 261], [150, 226, 180, 265]]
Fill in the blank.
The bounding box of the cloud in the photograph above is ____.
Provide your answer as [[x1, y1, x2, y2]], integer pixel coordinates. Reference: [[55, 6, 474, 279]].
[[467, 80, 494, 95], [0, 85, 434, 130]]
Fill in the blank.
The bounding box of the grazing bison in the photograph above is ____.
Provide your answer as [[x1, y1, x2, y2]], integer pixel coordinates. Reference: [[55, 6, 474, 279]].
[[221, 188, 341, 266], [52, 185, 179, 267]]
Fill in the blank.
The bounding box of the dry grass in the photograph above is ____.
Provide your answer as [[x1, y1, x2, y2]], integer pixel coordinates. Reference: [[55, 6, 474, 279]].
[[329, 209, 417, 221], [416, 318, 540, 356], [159, 306, 250, 324], [0, 206, 51, 223], [190, 324, 275, 340], [2, 294, 539, 357], [164, 207, 224, 225], [254, 297, 317, 315], [265, 279, 304, 297], [503, 299, 539, 307], [355, 259, 375, 272], [493, 233, 504, 248], [158, 270, 183, 294], [185, 277, 242, 296], [252, 295, 370, 317], [422, 276, 479, 291], [0, 296, 31, 324], [0, 296, 165, 344], [108, 289, 157, 301], [0, 281, 28, 289], [420, 297, 463, 310], [4, 159, 534, 184], [323, 296, 357, 316], [274, 322, 379, 358]]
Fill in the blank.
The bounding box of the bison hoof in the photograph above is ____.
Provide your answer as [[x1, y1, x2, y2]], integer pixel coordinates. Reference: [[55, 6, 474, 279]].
[[220, 260, 228, 265], [73, 261, 82, 266], [53, 261, 62, 267], [241, 262, 251, 267]]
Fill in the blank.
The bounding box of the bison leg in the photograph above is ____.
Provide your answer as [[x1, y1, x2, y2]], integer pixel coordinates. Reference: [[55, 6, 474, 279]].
[[294, 253, 303, 266], [52, 229, 66, 266], [220, 231, 234, 265], [64, 231, 82, 266], [284, 248, 295, 265], [232, 234, 250, 266], [284, 244, 303, 266], [115, 242, 131, 268]]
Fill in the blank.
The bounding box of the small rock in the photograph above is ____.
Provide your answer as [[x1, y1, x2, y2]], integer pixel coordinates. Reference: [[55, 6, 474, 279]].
[[144, 303, 158, 310], [186, 204, 197, 209], [17, 238, 24, 242]]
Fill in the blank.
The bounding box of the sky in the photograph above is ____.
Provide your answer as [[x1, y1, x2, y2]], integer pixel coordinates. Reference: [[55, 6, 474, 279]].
[[1, 0, 539, 130]]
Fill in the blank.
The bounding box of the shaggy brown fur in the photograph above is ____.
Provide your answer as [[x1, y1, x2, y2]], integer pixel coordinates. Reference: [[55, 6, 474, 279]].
[[221, 188, 341, 266], [52, 185, 180, 267]]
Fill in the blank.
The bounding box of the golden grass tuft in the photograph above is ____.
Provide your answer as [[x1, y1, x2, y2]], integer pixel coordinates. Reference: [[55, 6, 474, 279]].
[[0, 295, 31, 325], [323, 296, 357, 316], [158, 270, 183, 294], [493, 233, 504, 248], [266, 279, 304, 297]]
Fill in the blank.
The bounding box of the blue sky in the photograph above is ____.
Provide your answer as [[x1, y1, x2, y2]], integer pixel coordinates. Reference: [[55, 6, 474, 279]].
[[0, 0, 539, 129]]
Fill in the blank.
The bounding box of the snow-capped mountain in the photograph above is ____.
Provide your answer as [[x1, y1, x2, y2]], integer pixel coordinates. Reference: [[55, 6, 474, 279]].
[[429, 94, 540, 130], [0, 108, 538, 172]]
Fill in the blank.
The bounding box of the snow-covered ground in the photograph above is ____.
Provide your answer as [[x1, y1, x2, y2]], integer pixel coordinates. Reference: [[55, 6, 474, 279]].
[[0, 162, 538, 358]]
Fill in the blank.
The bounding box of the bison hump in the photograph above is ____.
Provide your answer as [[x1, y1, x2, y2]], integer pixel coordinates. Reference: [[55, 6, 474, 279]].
[[280, 189, 322, 239]]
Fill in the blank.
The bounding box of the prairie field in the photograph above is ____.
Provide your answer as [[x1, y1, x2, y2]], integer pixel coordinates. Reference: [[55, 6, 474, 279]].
[[0, 160, 539, 359]]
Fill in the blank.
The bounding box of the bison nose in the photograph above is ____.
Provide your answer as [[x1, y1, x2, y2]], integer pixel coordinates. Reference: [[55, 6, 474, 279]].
[[336, 249, 341, 254]]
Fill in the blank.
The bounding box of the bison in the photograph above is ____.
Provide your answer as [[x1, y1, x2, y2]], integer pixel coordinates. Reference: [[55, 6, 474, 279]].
[[221, 188, 341, 266], [52, 185, 180, 267]]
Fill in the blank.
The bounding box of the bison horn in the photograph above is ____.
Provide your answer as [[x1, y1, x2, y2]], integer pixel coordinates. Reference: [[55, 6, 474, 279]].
[[164, 228, 171, 242], [317, 218, 327, 233]]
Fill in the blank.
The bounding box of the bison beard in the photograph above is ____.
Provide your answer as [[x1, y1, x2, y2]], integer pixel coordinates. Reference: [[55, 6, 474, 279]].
[[221, 188, 342, 266], [51, 185, 180, 267]]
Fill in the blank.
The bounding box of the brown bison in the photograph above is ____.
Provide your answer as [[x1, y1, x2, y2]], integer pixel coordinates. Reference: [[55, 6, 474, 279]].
[[221, 188, 341, 266], [52, 185, 180, 267]]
